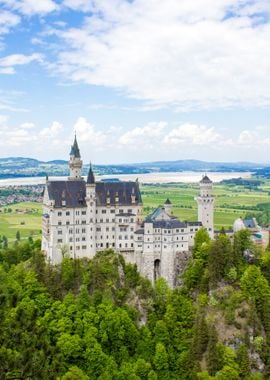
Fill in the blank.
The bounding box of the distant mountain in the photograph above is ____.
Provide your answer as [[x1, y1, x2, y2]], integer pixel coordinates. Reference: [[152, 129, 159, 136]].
[[0, 157, 269, 179]]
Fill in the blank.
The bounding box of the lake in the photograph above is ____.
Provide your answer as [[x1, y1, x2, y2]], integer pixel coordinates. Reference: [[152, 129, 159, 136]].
[[0, 171, 252, 187]]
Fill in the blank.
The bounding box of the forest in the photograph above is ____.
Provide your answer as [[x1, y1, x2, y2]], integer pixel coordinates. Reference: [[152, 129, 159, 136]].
[[1, 229, 270, 379]]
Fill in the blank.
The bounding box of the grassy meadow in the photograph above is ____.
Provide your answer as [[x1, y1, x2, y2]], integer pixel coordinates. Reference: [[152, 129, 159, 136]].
[[142, 180, 270, 229], [0, 178, 270, 240], [0, 202, 42, 240]]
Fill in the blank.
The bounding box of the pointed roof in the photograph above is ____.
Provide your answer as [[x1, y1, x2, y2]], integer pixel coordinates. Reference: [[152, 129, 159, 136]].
[[200, 175, 212, 184], [70, 134, 81, 158], [87, 162, 95, 184], [164, 198, 172, 205]]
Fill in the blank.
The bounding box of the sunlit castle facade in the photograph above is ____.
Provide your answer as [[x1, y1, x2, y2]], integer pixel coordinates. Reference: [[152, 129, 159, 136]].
[[42, 137, 215, 287]]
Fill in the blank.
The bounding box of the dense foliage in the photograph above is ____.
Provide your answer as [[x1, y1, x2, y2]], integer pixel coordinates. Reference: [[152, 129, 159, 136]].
[[1, 230, 270, 379]]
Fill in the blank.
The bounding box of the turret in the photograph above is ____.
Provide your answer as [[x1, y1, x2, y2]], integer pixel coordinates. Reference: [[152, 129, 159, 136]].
[[195, 175, 215, 238], [69, 134, 83, 180], [85, 162, 96, 257], [164, 199, 172, 216]]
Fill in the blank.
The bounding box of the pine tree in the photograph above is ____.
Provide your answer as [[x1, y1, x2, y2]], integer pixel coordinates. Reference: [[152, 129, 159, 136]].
[[206, 325, 221, 376]]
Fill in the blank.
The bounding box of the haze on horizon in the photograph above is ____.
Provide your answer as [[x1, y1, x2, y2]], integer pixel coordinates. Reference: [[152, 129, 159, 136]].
[[0, 0, 270, 164]]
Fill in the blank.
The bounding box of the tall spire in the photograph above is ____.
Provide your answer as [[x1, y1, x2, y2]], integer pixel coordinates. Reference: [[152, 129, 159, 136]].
[[87, 162, 95, 184], [70, 133, 81, 158]]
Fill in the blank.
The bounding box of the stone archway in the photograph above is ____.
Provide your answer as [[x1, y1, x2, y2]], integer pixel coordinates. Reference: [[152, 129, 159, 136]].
[[154, 259, 161, 281]]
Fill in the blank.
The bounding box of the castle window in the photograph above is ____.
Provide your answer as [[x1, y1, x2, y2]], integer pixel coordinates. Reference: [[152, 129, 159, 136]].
[[119, 243, 122, 248], [119, 236, 122, 240], [76, 211, 80, 215], [131, 243, 133, 247], [82, 220, 86, 224], [66, 221, 70, 225], [76, 246, 80, 250], [97, 227, 101, 232], [106, 219, 109, 223], [82, 228, 86, 233], [70, 246, 73, 250], [82, 211, 86, 215], [69, 237, 73, 242], [82, 237, 86, 241], [120, 209, 124, 213], [76, 228, 79, 233], [57, 239, 62, 243], [82, 245, 86, 249], [128, 209, 132, 213], [69, 229, 72, 234], [181, 229, 184, 232], [90, 218, 93, 223], [66, 211, 70, 216], [130, 218, 134, 222], [125, 235, 128, 240], [110, 210, 115, 213], [58, 221, 62, 225], [102, 210, 106, 214], [100, 219, 103, 223], [125, 243, 128, 248], [112, 243, 115, 247], [58, 212, 62, 216], [112, 227, 115, 231], [106, 227, 109, 232], [58, 230, 62, 235], [76, 237, 80, 242]]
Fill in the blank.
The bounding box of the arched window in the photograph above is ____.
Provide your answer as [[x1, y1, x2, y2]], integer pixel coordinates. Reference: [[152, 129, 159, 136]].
[[154, 259, 161, 281]]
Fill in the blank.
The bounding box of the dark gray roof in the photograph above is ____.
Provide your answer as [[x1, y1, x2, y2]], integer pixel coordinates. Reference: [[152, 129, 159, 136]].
[[47, 180, 86, 208], [186, 221, 203, 226], [46, 180, 142, 208], [152, 220, 187, 229], [70, 135, 81, 158], [135, 228, 144, 235], [244, 219, 257, 228], [116, 213, 136, 217], [87, 163, 95, 184], [200, 175, 212, 184], [96, 181, 142, 206], [164, 199, 172, 205]]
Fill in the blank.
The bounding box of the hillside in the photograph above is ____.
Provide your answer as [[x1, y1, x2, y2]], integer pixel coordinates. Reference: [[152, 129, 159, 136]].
[[0, 157, 269, 179], [0, 230, 270, 379]]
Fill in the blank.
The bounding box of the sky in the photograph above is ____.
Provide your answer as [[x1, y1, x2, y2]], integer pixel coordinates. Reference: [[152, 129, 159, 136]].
[[0, 0, 270, 164]]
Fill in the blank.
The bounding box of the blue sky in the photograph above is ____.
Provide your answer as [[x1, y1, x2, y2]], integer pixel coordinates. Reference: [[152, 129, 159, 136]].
[[0, 0, 270, 164]]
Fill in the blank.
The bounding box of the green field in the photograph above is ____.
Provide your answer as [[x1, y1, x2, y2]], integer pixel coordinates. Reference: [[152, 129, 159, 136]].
[[0, 202, 42, 240], [0, 179, 270, 240], [142, 181, 270, 229]]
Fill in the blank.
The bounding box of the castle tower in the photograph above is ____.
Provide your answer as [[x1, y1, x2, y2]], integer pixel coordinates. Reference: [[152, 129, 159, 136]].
[[69, 134, 83, 180], [195, 175, 215, 238], [85, 163, 96, 257], [164, 199, 172, 216]]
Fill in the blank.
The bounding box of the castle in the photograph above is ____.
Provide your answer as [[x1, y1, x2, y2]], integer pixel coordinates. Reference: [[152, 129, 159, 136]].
[[42, 136, 215, 287]]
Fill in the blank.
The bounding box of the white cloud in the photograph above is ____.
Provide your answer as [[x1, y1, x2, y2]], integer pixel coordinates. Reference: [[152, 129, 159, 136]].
[[119, 122, 167, 145], [1, 0, 58, 15], [0, 9, 20, 35], [63, 0, 94, 12], [50, 0, 270, 110], [74, 116, 108, 147], [0, 53, 43, 66], [163, 123, 224, 146], [40, 121, 63, 138], [0, 53, 43, 74]]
